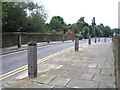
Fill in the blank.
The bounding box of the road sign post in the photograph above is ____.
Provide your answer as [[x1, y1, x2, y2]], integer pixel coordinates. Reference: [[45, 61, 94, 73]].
[[28, 41, 37, 78], [75, 36, 79, 51]]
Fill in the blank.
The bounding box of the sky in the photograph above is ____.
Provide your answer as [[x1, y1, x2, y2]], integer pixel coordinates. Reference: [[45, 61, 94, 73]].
[[35, 0, 119, 29]]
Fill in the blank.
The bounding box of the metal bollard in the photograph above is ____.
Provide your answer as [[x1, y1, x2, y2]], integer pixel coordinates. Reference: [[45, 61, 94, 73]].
[[98, 36, 100, 42], [62, 35, 65, 42], [75, 36, 79, 51], [28, 41, 37, 78], [18, 35, 21, 48], [104, 37, 106, 42], [95, 36, 97, 43], [88, 36, 91, 44], [72, 36, 74, 42], [47, 34, 50, 43]]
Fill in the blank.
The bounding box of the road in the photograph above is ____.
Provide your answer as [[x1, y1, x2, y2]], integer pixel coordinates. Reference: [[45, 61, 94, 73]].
[[1, 37, 112, 86]]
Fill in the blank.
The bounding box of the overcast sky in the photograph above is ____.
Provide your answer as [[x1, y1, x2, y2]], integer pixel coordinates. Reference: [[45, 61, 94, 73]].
[[35, 0, 119, 29]]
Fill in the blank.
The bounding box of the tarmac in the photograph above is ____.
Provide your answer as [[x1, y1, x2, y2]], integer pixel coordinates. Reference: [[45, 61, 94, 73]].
[[2, 40, 116, 89]]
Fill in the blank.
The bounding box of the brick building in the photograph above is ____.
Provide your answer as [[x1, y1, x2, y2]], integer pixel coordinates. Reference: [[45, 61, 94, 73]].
[[56, 29, 74, 40]]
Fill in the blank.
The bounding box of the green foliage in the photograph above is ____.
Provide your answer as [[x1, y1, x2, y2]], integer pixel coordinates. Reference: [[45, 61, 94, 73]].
[[51, 29, 56, 34], [104, 26, 111, 37], [25, 13, 47, 33], [95, 26, 103, 36], [71, 24, 79, 33], [2, 2, 48, 33], [75, 33, 83, 40], [76, 17, 87, 31], [49, 16, 66, 30], [82, 26, 90, 39]]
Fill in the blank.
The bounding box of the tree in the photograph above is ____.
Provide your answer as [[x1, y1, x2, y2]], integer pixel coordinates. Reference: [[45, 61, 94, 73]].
[[71, 23, 79, 34], [2, 2, 48, 33], [25, 13, 47, 33], [76, 17, 88, 32], [2, 2, 27, 32], [104, 26, 111, 37], [82, 26, 90, 39], [49, 16, 66, 30], [95, 26, 103, 37]]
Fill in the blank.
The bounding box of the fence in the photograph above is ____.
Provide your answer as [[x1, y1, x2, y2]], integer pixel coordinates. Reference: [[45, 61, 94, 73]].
[[2, 33, 69, 48]]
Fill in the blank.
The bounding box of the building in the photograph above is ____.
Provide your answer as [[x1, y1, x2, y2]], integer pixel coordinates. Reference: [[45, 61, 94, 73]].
[[55, 29, 74, 40]]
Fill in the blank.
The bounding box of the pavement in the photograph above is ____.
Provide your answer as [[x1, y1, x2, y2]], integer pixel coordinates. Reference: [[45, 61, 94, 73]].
[[2, 41, 116, 89]]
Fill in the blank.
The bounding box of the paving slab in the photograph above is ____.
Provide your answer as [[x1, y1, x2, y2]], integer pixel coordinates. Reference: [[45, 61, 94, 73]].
[[77, 67, 89, 73], [97, 62, 114, 69], [33, 74, 57, 84], [78, 72, 94, 80], [72, 62, 88, 67], [93, 74, 115, 84], [88, 68, 101, 74], [48, 76, 71, 86], [45, 69, 66, 76], [100, 68, 115, 76], [5, 80, 30, 88], [25, 82, 54, 88], [87, 63, 98, 68], [59, 65, 79, 71], [99, 82, 116, 88], [62, 71, 81, 79], [66, 79, 99, 88]]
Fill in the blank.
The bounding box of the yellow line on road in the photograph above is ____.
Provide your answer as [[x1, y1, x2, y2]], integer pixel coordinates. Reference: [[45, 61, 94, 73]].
[[0, 46, 74, 80], [0, 65, 28, 78], [0, 50, 26, 57]]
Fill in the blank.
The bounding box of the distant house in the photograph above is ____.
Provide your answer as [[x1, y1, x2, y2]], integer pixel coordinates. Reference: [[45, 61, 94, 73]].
[[56, 29, 74, 40]]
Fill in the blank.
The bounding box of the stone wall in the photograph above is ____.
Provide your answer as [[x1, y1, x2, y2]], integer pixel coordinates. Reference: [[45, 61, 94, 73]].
[[2, 33, 68, 47], [112, 35, 120, 89]]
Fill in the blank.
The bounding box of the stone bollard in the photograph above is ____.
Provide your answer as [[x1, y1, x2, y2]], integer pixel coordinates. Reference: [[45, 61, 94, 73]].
[[88, 36, 91, 44], [72, 36, 74, 42], [75, 36, 79, 51], [47, 34, 50, 43], [104, 37, 106, 42], [98, 36, 100, 42], [28, 41, 37, 78], [18, 35, 21, 48], [62, 35, 65, 42], [95, 36, 97, 43]]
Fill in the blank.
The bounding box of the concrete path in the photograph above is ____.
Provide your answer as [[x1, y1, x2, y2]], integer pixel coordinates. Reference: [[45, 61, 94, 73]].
[[3, 41, 116, 89]]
